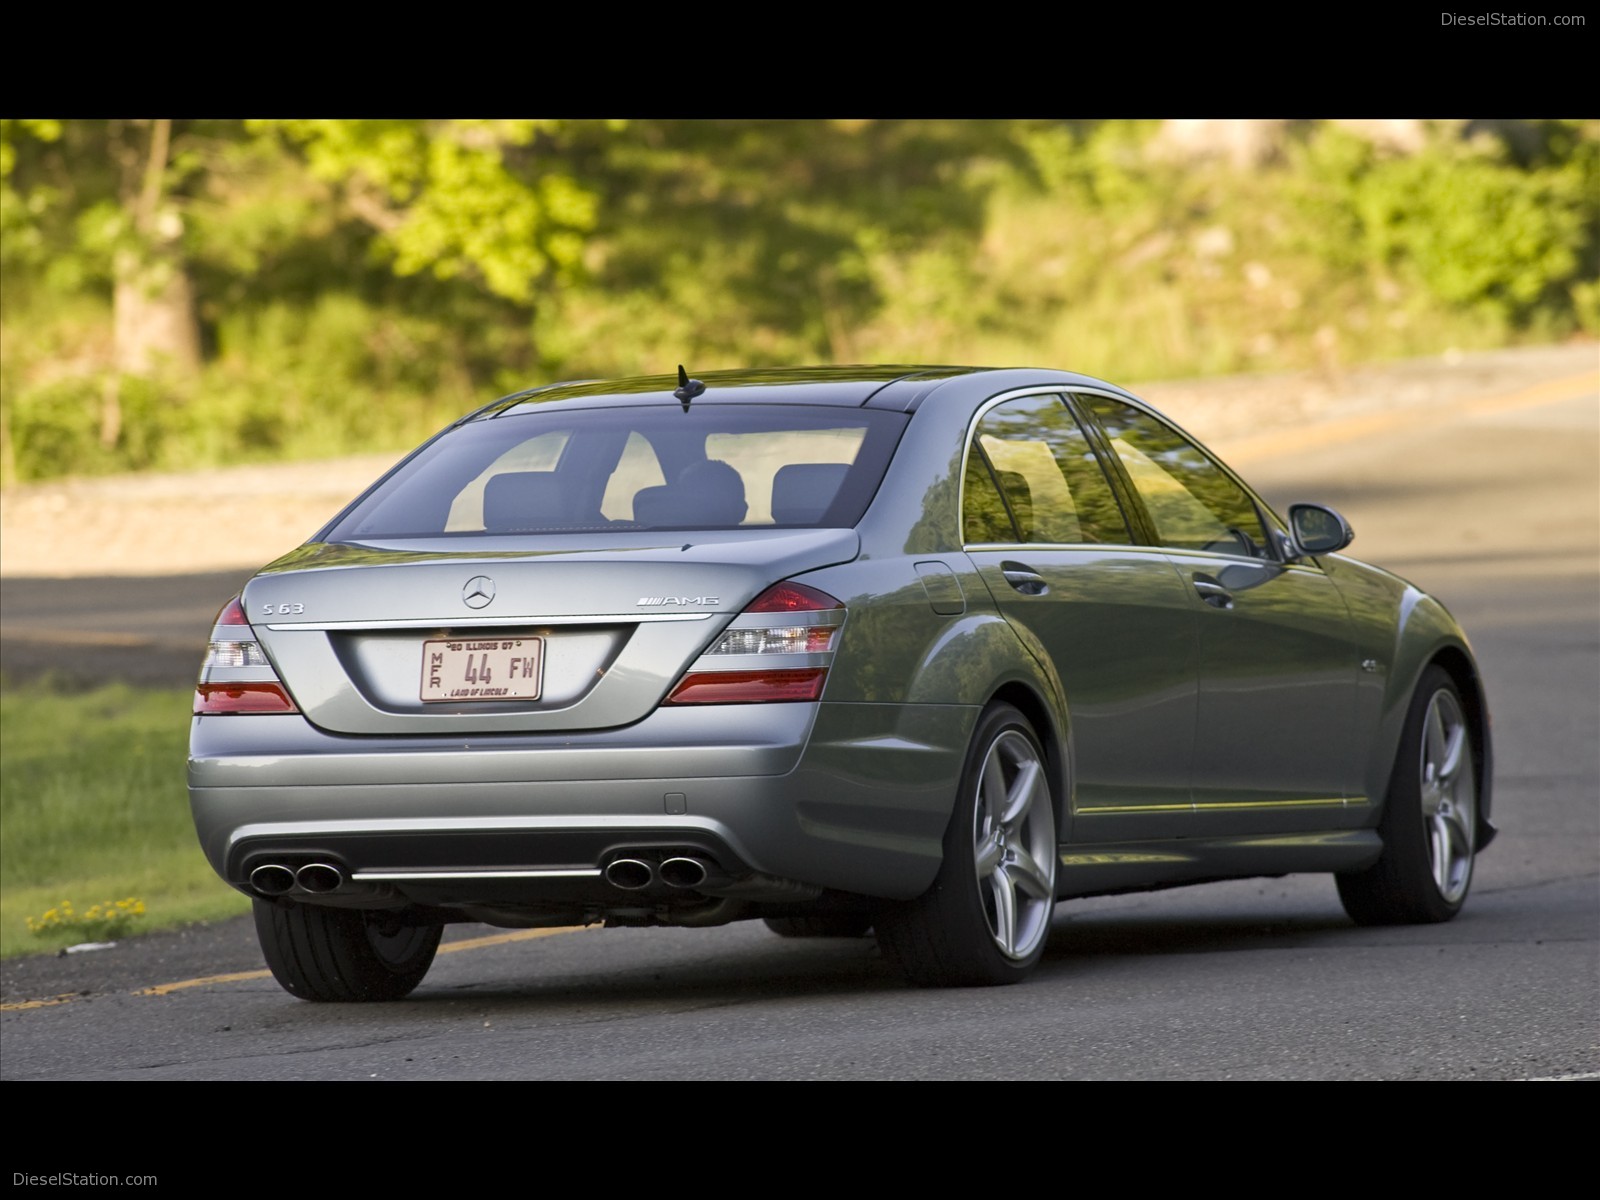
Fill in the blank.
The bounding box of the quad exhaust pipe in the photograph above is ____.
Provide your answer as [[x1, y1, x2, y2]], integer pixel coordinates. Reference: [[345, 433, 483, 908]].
[[250, 864, 296, 896], [248, 861, 349, 896], [254, 853, 717, 897], [603, 858, 656, 890], [603, 855, 717, 891], [659, 857, 709, 889], [296, 862, 346, 894]]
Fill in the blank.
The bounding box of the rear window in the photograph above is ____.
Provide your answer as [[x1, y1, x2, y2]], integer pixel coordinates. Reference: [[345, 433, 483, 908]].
[[327, 405, 909, 540]]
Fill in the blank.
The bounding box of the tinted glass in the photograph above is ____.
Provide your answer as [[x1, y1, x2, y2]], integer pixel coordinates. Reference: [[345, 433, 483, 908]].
[[1080, 395, 1270, 557], [964, 394, 1130, 544], [964, 451, 1016, 543], [328, 406, 908, 539]]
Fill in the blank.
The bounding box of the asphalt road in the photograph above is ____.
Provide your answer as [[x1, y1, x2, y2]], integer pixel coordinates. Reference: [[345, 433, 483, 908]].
[[2, 382, 1595, 1080], [0, 569, 253, 688]]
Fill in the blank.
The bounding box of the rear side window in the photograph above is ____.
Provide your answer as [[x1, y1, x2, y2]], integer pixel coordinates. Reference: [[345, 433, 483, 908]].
[[963, 394, 1131, 545], [327, 405, 908, 540]]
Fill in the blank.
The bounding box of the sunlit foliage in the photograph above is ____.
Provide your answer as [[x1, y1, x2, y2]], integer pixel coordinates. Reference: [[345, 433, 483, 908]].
[[2, 119, 1595, 486]]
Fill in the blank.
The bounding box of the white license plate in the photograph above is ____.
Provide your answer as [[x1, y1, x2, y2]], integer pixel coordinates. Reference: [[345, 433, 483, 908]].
[[421, 638, 543, 702]]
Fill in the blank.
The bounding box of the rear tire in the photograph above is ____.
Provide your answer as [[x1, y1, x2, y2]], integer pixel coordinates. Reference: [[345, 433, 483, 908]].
[[254, 900, 442, 1002], [875, 703, 1057, 986], [762, 915, 872, 939], [1338, 666, 1477, 925]]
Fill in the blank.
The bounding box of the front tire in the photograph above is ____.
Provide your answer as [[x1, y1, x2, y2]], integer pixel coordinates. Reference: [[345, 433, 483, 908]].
[[875, 703, 1058, 986], [254, 900, 442, 1002], [1338, 665, 1478, 925]]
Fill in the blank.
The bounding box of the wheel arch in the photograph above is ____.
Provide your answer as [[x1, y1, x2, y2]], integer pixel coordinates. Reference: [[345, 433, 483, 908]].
[[988, 680, 1071, 842], [1428, 645, 1496, 851]]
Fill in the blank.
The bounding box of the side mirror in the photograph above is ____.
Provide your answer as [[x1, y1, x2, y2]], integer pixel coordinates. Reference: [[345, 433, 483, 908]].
[[1288, 503, 1354, 556]]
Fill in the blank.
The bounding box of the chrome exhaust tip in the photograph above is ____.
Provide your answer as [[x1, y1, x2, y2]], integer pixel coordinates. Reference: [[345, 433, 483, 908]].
[[604, 858, 655, 891], [659, 857, 709, 889], [250, 864, 296, 896], [296, 862, 346, 894]]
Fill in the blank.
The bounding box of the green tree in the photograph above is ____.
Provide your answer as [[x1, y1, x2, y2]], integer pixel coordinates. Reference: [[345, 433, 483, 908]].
[[255, 119, 600, 306], [561, 118, 1024, 369]]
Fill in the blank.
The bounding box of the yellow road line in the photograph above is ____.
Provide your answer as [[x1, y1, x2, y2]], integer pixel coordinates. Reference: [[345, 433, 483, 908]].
[[434, 925, 586, 955], [1460, 369, 1599, 417], [1220, 368, 1598, 465], [0, 993, 82, 1012], [136, 969, 272, 997], [5, 925, 587, 1010]]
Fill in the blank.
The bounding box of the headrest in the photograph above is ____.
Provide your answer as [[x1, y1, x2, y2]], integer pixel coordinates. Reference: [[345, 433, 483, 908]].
[[771, 463, 850, 525], [482, 471, 570, 532]]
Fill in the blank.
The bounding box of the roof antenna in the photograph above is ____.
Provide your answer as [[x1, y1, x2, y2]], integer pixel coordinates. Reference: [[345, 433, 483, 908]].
[[674, 364, 705, 411]]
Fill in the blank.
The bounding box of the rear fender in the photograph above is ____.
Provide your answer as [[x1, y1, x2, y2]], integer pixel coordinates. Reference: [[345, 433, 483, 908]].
[[800, 557, 1071, 842]]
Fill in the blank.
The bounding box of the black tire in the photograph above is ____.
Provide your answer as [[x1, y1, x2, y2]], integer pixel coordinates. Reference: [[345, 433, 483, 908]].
[[875, 703, 1057, 987], [254, 899, 442, 1002], [762, 915, 873, 939], [1338, 665, 1478, 925]]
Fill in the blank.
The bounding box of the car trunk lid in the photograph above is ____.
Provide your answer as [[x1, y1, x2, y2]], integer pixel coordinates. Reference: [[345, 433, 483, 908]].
[[243, 530, 859, 734]]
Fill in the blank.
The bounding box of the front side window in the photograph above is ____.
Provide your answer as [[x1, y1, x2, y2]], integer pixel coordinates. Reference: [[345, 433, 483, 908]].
[[963, 393, 1131, 545], [1079, 395, 1270, 558]]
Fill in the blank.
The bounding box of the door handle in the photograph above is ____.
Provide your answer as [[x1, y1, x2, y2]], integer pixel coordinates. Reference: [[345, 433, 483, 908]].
[[1001, 562, 1048, 596], [1192, 573, 1234, 609]]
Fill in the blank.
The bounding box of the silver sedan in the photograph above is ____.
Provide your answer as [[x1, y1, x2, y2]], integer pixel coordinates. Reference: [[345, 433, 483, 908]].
[[188, 366, 1493, 999]]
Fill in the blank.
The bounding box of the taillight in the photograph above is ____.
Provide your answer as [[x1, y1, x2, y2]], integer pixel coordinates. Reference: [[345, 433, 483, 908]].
[[664, 583, 844, 706], [194, 595, 299, 715], [665, 669, 829, 705], [195, 682, 299, 714], [215, 597, 248, 626], [740, 582, 844, 614]]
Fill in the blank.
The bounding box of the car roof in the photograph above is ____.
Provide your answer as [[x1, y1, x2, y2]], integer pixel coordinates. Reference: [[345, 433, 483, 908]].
[[471, 365, 1140, 420]]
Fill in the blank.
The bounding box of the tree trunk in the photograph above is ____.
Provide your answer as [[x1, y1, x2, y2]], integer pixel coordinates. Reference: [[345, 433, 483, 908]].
[[105, 119, 200, 448], [112, 118, 201, 375], [112, 249, 201, 376]]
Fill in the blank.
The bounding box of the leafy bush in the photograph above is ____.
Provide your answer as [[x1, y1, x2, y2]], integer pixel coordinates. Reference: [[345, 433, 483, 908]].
[[1294, 123, 1599, 327]]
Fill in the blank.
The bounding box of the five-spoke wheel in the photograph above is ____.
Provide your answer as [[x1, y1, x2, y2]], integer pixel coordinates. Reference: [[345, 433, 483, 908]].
[[970, 727, 1057, 962], [1338, 666, 1478, 925], [1420, 686, 1475, 905], [876, 703, 1057, 986]]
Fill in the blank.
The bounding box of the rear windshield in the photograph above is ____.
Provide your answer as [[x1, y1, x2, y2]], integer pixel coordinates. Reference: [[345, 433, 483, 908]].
[[326, 405, 909, 540]]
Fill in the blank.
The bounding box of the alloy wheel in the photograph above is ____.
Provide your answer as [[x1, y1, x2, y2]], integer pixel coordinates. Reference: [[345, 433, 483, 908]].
[[1420, 688, 1475, 904], [971, 729, 1056, 960]]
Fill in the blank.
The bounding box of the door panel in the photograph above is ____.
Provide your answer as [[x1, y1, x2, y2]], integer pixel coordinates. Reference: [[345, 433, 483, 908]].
[[962, 392, 1198, 839], [1074, 393, 1362, 831], [1166, 553, 1361, 826], [969, 548, 1199, 837]]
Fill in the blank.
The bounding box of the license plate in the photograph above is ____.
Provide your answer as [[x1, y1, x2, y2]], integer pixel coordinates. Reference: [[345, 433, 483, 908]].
[[421, 638, 543, 702]]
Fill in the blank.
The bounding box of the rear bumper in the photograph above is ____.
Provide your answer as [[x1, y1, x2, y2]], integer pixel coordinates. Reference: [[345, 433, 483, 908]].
[[189, 701, 976, 902]]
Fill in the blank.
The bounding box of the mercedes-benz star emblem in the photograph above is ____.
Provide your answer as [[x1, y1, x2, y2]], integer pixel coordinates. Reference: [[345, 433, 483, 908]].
[[462, 576, 496, 609]]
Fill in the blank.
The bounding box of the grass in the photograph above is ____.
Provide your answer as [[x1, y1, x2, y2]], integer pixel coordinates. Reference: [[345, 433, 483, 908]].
[[0, 678, 250, 958]]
